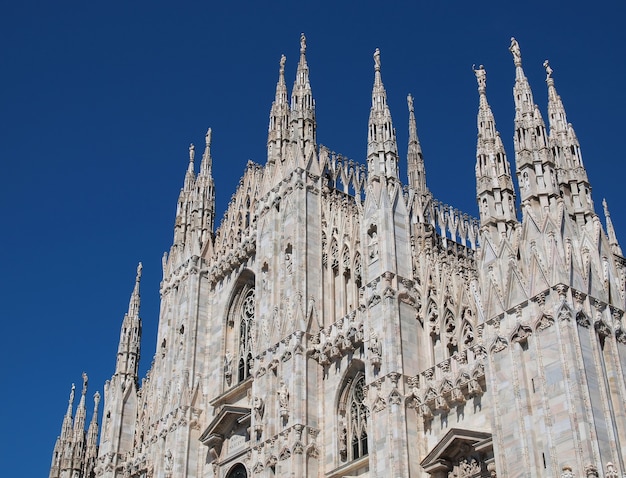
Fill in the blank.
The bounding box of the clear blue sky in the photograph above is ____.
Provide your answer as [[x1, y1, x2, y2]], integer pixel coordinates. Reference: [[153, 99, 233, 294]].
[[2, 1, 624, 476]]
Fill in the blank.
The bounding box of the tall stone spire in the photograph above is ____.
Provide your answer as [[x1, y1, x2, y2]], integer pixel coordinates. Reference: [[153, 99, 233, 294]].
[[290, 33, 316, 151], [603, 199, 623, 257], [474, 65, 517, 236], [268, 55, 290, 164], [406, 93, 427, 192], [367, 48, 399, 182], [545, 60, 594, 225], [50, 383, 76, 478], [83, 391, 100, 478], [70, 374, 88, 474], [196, 128, 216, 243], [510, 38, 559, 211], [115, 263, 142, 379], [184, 144, 196, 191], [61, 383, 75, 443]]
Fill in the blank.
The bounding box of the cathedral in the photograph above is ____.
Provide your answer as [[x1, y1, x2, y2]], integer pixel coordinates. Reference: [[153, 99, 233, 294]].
[[49, 35, 626, 478]]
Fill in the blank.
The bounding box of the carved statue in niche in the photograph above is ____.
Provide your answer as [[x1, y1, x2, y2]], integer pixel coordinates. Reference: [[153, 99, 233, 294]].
[[278, 380, 289, 420], [224, 351, 233, 385], [164, 449, 173, 478], [368, 227, 379, 261], [369, 331, 382, 367]]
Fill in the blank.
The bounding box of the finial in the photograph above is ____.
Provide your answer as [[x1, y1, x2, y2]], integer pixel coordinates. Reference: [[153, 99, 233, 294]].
[[69, 383, 75, 405], [136, 262, 143, 283], [509, 37, 522, 66], [543, 59, 553, 81], [373, 48, 381, 71], [189, 144, 195, 163], [300, 33, 306, 54], [81, 372, 88, 396], [205, 128, 212, 146], [279, 54, 286, 74], [603, 198, 609, 216], [473, 64, 487, 91], [407, 94, 414, 113]]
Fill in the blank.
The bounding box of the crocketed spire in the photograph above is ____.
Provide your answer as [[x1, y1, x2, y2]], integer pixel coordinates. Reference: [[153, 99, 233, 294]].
[[510, 37, 559, 209], [474, 64, 517, 235], [367, 48, 399, 181], [406, 93, 427, 192], [545, 60, 594, 224]]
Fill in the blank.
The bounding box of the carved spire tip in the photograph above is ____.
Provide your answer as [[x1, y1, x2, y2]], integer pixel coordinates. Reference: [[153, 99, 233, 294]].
[[407, 93, 414, 113], [300, 32, 306, 54], [543, 59, 553, 82], [373, 48, 381, 71], [205, 127, 212, 146], [473, 64, 486, 92], [509, 37, 522, 66]]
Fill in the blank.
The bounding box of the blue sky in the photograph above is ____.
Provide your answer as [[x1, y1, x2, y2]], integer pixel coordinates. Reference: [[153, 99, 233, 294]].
[[2, 1, 625, 476]]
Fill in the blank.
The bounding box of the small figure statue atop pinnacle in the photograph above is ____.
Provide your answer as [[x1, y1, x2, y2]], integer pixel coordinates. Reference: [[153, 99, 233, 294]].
[[509, 37, 522, 66], [280, 54, 286, 73], [374, 48, 381, 71], [473, 64, 486, 90], [407, 93, 414, 112], [300, 33, 306, 54], [543, 60, 553, 80]]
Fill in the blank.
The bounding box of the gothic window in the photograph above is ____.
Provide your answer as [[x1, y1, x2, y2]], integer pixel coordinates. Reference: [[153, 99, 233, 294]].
[[238, 289, 255, 382], [226, 463, 248, 478], [339, 371, 369, 463]]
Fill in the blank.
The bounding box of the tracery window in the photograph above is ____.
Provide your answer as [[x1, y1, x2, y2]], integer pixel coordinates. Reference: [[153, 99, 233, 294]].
[[340, 372, 369, 462], [238, 289, 255, 382]]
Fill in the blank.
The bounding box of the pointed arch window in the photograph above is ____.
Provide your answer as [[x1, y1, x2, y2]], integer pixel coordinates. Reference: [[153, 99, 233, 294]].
[[238, 289, 255, 382], [340, 372, 369, 462]]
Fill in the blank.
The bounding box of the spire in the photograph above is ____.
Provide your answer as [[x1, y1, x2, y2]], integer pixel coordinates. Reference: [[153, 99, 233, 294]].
[[200, 128, 213, 176], [545, 60, 594, 224], [268, 55, 290, 164], [116, 263, 142, 378], [474, 65, 517, 235], [127, 262, 142, 318], [60, 383, 75, 442], [367, 48, 399, 181], [510, 38, 559, 210], [406, 94, 427, 192], [72, 373, 88, 441], [603, 199, 623, 257], [183, 144, 196, 191], [83, 391, 100, 478], [290, 33, 316, 150]]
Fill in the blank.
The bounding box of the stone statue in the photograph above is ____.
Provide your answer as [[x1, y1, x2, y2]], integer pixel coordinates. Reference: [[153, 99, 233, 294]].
[[374, 48, 381, 70], [278, 380, 289, 410], [473, 64, 486, 89], [407, 93, 414, 112], [252, 396, 264, 421], [509, 37, 521, 65], [543, 59, 553, 80], [300, 32, 306, 53]]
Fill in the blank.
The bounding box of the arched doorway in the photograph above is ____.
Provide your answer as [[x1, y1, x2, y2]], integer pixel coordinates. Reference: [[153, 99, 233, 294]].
[[225, 463, 247, 478]]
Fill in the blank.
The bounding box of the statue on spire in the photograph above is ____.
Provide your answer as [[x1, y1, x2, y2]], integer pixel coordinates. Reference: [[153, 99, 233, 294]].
[[189, 144, 195, 163], [473, 64, 486, 89], [543, 59, 553, 80], [205, 128, 212, 146], [136, 262, 143, 283], [374, 48, 381, 71], [280, 54, 286, 74], [509, 37, 522, 66], [407, 93, 414, 113], [300, 32, 306, 53], [82, 372, 88, 396]]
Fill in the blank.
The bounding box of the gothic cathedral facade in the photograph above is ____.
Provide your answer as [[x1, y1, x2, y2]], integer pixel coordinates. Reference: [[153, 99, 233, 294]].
[[50, 36, 626, 478]]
